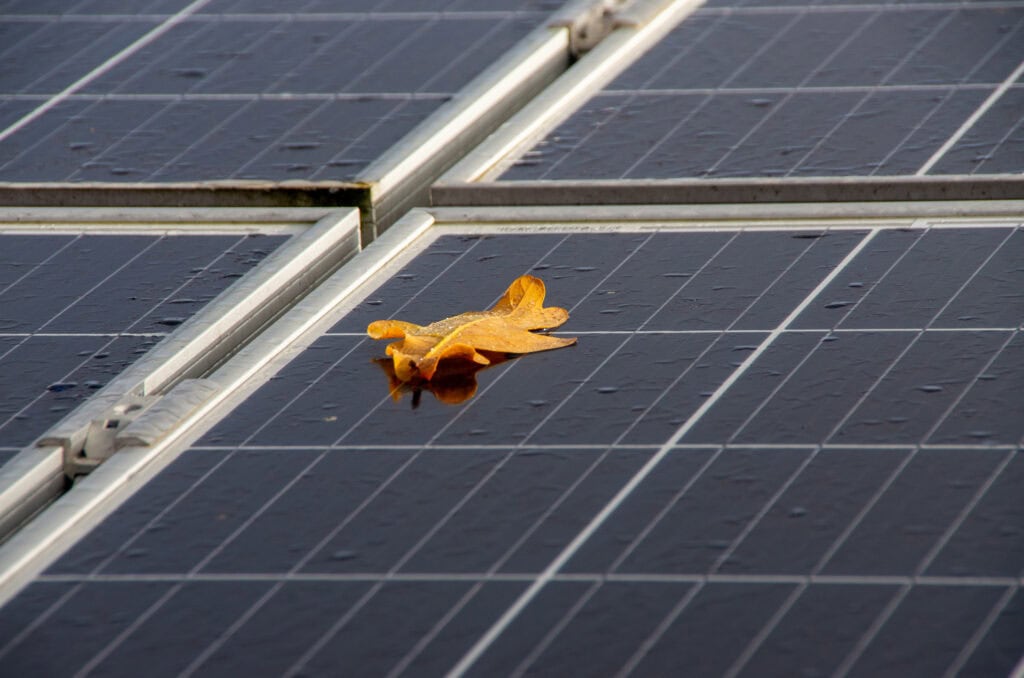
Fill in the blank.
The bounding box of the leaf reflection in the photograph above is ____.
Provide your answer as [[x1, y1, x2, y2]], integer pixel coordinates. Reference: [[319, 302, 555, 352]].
[[372, 353, 509, 408]]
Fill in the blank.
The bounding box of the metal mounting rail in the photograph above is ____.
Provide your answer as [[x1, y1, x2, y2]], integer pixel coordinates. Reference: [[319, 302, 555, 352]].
[[432, 175, 1024, 207], [0, 207, 360, 543]]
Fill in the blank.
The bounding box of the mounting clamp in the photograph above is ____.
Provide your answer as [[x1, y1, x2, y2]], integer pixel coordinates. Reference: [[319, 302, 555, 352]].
[[551, 0, 632, 57], [40, 379, 220, 478]]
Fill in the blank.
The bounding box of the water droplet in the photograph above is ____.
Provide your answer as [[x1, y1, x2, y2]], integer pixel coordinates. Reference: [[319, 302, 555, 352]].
[[596, 386, 618, 394], [662, 272, 691, 278], [47, 382, 77, 392], [917, 384, 943, 393], [528, 399, 548, 407], [732, 345, 758, 352], [847, 282, 864, 288], [967, 430, 993, 439], [977, 373, 997, 381], [282, 142, 319, 150], [331, 550, 357, 561], [574, 266, 596, 272], [157, 317, 185, 327], [788, 506, 807, 518], [824, 301, 852, 309]]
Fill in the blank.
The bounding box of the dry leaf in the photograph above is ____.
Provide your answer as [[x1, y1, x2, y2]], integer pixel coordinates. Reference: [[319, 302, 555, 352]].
[[367, 274, 576, 381]]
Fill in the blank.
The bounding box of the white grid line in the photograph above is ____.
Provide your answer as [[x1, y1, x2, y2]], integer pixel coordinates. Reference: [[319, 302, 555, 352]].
[[0, 11, 549, 23], [34, 572, 1023, 587], [3, 92, 454, 101], [186, 443, 1019, 452]]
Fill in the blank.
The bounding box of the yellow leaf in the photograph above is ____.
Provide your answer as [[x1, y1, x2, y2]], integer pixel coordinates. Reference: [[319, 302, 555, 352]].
[[367, 274, 576, 380]]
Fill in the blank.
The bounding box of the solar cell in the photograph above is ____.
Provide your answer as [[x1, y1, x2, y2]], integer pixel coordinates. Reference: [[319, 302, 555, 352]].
[[2, 216, 1020, 676], [0, 232, 286, 448], [495, 3, 1024, 180]]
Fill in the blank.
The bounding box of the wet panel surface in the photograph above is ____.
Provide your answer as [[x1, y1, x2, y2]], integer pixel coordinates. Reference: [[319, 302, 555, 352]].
[[737, 584, 899, 678], [846, 585, 1008, 678], [0, 233, 287, 448], [0, 9, 547, 182], [8, 228, 1024, 676], [499, 4, 1024, 179]]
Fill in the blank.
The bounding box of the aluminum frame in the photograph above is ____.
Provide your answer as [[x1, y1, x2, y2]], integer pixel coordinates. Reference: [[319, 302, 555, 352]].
[[0, 207, 360, 567]]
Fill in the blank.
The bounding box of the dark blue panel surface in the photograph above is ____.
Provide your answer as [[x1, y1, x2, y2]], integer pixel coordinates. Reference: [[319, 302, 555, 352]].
[[7, 229, 1022, 677], [500, 5, 1024, 179], [0, 233, 286, 447], [0, 9, 546, 182], [739, 584, 899, 678], [822, 449, 1005, 576], [846, 586, 1007, 678], [718, 448, 908, 574], [626, 583, 797, 676]]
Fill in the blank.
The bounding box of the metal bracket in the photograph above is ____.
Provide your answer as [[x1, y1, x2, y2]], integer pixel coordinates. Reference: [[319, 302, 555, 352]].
[[58, 379, 219, 477], [550, 0, 632, 57]]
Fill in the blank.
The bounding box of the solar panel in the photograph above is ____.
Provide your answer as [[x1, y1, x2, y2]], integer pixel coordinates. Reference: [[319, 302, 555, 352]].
[[0, 206, 1020, 676], [493, 2, 1024, 180], [1, 0, 1023, 674], [0, 9, 543, 182], [0, 230, 288, 449], [434, 1, 1024, 184]]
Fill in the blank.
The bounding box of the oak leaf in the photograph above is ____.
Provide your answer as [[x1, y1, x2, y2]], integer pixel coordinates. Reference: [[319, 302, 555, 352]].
[[367, 274, 576, 381]]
